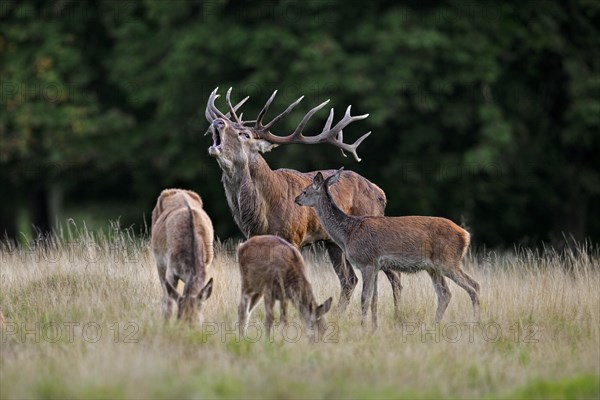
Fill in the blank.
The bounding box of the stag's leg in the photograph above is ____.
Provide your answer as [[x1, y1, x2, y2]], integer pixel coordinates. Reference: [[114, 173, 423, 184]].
[[383, 270, 403, 320], [371, 273, 379, 330], [428, 269, 452, 324], [360, 265, 377, 330], [462, 270, 480, 294], [444, 267, 480, 321], [326, 242, 358, 313]]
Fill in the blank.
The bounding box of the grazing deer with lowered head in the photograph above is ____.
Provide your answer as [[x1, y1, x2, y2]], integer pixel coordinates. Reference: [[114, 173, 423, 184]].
[[295, 168, 480, 329], [151, 189, 214, 325], [238, 235, 333, 341], [205, 88, 402, 316]]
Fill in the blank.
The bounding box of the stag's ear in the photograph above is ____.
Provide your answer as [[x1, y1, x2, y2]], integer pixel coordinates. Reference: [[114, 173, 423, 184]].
[[313, 172, 325, 189], [316, 297, 333, 319], [326, 167, 344, 187], [165, 280, 181, 301], [196, 278, 213, 302], [255, 139, 278, 153]]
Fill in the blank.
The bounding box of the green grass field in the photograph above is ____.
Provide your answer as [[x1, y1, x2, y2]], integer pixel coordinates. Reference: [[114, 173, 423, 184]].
[[1, 229, 599, 399]]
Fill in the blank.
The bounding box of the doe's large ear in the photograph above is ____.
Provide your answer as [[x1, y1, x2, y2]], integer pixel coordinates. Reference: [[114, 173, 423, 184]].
[[316, 297, 333, 318], [185, 190, 203, 208], [325, 167, 344, 187], [312, 172, 325, 189], [152, 189, 176, 223], [196, 278, 213, 302], [165, 280, 181, 301], [151, 197, 164, 224]]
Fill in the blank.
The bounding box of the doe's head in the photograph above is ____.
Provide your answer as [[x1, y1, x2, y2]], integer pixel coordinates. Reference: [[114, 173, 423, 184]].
[[304, 297, 333, 342], [165, 278, 213, 325], [295, 167, 344, 208]]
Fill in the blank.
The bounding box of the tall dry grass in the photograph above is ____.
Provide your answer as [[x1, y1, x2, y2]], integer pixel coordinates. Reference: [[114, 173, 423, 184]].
[[0, 226, 599, 399]]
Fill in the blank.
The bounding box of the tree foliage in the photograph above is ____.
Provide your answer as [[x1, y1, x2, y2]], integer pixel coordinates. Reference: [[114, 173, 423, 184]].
[[1, 0, 598, 247]]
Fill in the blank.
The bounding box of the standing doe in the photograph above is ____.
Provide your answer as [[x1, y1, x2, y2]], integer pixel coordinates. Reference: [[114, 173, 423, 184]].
[[295, 168, 480, 329], [151, 189, 214, 325], [237, 235, 333, 341]]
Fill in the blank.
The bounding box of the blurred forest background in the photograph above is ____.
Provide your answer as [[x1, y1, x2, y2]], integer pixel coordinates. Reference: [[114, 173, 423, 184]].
[[1, 0, 598, 248]]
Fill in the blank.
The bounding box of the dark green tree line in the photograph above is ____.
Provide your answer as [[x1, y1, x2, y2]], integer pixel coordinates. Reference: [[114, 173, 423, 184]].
[[1, 0, 598, 247]]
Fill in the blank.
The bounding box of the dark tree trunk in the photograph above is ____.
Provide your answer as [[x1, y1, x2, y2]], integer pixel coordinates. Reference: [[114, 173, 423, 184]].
[[0, 177, 18, 242], [31, 184, 51, 236], [0, 211, 17, 241], [553, 186, 587, 250]]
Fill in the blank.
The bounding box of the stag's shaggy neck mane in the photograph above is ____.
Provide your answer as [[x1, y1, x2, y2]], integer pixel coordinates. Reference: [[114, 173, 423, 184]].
[[221, 154, 284, 238]]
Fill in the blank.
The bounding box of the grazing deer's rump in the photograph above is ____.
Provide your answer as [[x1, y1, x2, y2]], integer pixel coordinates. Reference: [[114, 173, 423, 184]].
[[151, 189, 214, 325], [237, 235, 332, 341], [205, 88, 403, 316], [295, 168, 480, 329]]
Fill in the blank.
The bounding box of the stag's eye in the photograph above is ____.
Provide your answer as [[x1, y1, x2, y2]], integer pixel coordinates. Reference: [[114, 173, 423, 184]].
[[239, 131, 251, 140]]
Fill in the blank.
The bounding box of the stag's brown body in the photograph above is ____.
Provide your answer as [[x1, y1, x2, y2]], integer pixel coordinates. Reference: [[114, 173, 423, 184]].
[[206, 88, 402, 314], [223, 156, 385, 247], [295, 169, 480, 329], [237, 235, 332, 340], [151, 189, 214, 324]]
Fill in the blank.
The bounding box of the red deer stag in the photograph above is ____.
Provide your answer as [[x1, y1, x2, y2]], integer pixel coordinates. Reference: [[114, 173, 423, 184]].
[[295, 168, 480, 329], [205, 88, 402, 315], [238, 235, 333, 341], [151, 189, 214, 325]]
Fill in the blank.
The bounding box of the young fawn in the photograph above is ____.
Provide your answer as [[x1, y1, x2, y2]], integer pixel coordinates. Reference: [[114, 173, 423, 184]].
[[237, 235, 333, 341], [295, 168, 480, 329], [151, 189, 214, 325]]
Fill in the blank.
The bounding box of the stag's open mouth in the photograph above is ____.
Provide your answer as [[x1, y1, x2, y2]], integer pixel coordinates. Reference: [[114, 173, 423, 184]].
[[212, 128, 222, 148], [208, 127, 222, 156]]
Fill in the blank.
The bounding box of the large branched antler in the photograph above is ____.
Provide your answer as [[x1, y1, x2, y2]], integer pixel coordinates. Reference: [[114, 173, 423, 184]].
[[205, 88, 371, 161], [253, 91, 371, 162], [205, 87, 249, 125]]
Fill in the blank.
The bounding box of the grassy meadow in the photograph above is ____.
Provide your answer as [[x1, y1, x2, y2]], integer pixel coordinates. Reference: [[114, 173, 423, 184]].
[[0, 227, 599, 399]]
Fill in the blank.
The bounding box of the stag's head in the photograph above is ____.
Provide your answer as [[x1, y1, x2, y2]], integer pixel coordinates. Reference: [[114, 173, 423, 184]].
[[165, 278, 213, 325], [205, 88, 372, 170], [295, 167, 344, 208]]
